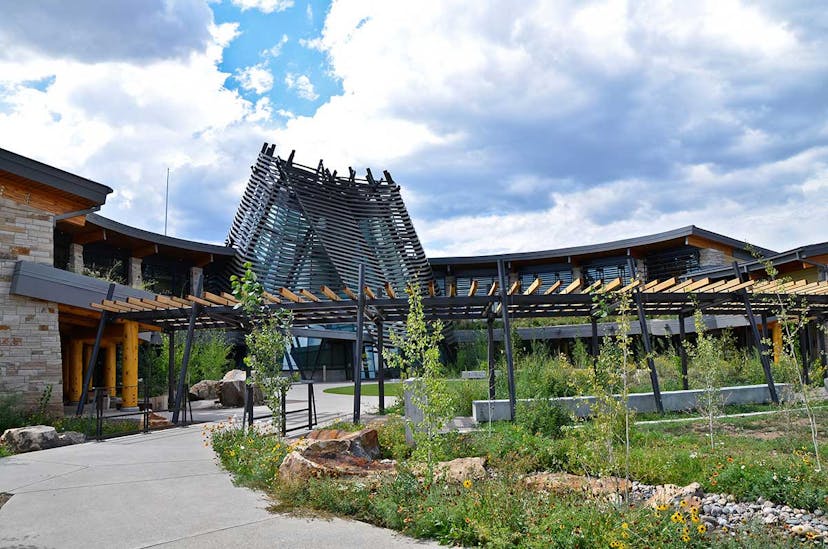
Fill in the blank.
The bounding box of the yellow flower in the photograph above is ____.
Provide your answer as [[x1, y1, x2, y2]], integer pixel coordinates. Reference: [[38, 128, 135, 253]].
[[621, 522, 628, 530], [656, 504, 669, 512], [697, 524, 708, 534], [621, 532, 629, 539], [690, 514, 699, 523], [462, 479, 473, 489], [681, 534, 691, 542], [671, 512, 684, 524]]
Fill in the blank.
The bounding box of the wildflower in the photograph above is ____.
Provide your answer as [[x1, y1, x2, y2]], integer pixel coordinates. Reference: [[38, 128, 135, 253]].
[[690, 514, 700, 523], [656, 504, 669, 512], [681, 533, 691, 542], [463, 479, 473, 489], [671, 512, 684, 524], [697, 524, 708, 534], [727, 456, 734, 463], [621, 522, 628, 530], [680, 500, 687, 507], [710, 480, 718, 486], [610, 541, 621, 548]]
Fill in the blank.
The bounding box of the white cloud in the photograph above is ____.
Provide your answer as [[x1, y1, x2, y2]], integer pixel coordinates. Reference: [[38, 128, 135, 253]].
[[0, 18, 276, 242], [284, 73, 319, 100], [230, 0, 294, 14], [236, 63, 274, 94], [262, 34, 289, 58], [418, 147, 828, 257]]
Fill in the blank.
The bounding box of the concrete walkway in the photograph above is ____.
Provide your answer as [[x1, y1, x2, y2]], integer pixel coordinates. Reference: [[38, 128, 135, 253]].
[[0, 383, 435, 549]]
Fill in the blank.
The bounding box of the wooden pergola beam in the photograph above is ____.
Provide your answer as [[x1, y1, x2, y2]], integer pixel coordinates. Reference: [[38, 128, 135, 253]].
[[523, 278, 542, 295], [320, 285, 342, 301]]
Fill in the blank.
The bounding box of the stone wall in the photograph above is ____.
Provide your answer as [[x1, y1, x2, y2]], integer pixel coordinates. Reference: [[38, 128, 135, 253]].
[[0, 195, 62, 414]]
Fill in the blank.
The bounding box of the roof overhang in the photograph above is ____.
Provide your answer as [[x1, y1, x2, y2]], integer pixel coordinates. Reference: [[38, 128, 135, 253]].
[[10, 261, 155, 311]]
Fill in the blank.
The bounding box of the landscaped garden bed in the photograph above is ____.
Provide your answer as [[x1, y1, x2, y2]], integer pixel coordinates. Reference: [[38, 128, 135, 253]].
[[209, 405, 828, 547]]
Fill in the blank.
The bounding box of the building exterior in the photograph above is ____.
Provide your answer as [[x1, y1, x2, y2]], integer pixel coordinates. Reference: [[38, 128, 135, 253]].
[[0, 143, 825, 412], [228, 143, 435, 380], [1, 147, 234, 413]]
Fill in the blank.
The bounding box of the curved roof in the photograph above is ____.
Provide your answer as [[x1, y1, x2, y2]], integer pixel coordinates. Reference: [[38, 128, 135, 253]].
[[430, 225, 777, 266], [85, 214, 235, 256]]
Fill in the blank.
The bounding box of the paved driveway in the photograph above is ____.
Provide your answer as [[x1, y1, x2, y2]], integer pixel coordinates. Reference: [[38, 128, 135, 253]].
[[0, 382, 433, 549]]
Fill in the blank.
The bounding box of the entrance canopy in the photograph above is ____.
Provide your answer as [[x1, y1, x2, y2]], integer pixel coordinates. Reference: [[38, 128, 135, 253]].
[[90, 269, 828, 422]]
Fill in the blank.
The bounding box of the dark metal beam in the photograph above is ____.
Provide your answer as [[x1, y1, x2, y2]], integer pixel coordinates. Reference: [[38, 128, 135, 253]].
[[732, 262, 778, 404], [173, 274, 203, 424], [76, 283, 115, 416], [353, 264, 365, 424], [376, 319, 385, 415], [497, 260, 516, 420], [628, 258, 663, 414], [678, 312, 689, 390]]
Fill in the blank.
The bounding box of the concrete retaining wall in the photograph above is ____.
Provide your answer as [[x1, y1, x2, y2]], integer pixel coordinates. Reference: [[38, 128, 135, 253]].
[[472, 383, 791, 423]]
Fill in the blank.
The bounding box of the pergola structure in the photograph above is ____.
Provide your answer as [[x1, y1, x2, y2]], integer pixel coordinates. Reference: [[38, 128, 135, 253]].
[[86, 260, 828, 422]]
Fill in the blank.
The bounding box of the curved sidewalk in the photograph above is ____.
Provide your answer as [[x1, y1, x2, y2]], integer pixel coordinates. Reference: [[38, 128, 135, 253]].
[[0, 407, 433, 548]]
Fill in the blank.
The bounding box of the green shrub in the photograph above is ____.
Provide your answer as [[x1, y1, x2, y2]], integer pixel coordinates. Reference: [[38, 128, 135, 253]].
[[208, 422, 289, 489], [376, 415, 411, 461], [515, 399, 572, 438], [0, 394, 27, 433], [447, 379, 487, 416]]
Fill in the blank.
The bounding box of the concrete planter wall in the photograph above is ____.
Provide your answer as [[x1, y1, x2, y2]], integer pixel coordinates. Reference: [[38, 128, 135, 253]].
[[472, 384, 791, 423]]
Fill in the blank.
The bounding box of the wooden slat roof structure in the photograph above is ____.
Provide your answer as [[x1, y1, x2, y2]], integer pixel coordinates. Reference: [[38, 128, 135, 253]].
[[92, 276, 828, 331]]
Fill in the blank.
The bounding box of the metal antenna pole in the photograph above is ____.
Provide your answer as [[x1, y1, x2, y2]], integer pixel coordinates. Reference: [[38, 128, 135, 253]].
[[164, 168, 170, 236]]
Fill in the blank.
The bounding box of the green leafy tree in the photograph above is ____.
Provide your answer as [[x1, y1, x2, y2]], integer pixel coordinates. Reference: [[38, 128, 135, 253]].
[[685, 309, 724, 450], [568, 287, 635, 502], [230, 262, 294, 426], [384, 281, 453, 470]]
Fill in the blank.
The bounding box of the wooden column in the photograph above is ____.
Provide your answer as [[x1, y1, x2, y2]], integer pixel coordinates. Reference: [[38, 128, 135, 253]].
[[103, 344, 117, 397], [122, 321, 139, 408], [772, 322, 783, 364], [67, 339, 84, 404]]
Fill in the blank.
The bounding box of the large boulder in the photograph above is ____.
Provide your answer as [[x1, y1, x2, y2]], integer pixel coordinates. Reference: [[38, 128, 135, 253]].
[[218, 370, 264, 407], [305, 428, 380, 459], [435, 457, 487, 483], [189, 380, 219, 401], [279, 428, 393, 482], [219, 380, 246, 407], [0, 425, 85, 454], [222, 369, 247, 382]]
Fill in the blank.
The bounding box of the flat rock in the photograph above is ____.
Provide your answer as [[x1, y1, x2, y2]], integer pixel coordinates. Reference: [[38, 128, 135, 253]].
[[523, 472, 630, 496]]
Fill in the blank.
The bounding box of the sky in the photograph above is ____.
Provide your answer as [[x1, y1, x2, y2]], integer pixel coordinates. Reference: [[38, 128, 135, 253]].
[[1, 0, 827, 257]]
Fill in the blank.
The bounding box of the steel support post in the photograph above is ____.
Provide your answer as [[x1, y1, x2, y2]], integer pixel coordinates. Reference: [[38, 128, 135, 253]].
[[487, 316, 496, 400], [800, 324, 811, 385], [678, 312, 689, 390], [173, 274, 202, 424], [627, 259, 664, 414], [732, 263, 778, 403], [376, 320, 385, 414], [353, 264, 366, 424], [167, 330, 176, 410], [497, 260, 516, 420], [77, 283, 115, 415]]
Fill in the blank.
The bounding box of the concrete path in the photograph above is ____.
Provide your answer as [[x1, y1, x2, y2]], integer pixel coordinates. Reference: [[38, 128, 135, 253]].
[[0, 382, 435, 549]]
